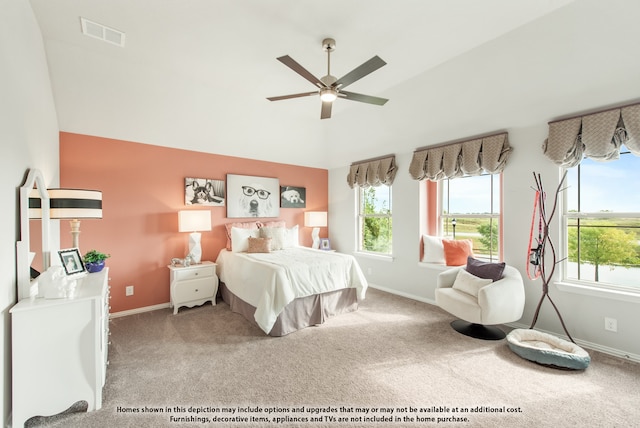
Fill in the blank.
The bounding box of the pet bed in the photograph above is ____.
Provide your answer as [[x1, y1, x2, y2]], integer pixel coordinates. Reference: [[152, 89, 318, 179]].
[[506, 328, 590, 370]]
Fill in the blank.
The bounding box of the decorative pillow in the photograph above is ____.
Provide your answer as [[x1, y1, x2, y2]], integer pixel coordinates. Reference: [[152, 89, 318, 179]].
[[259, 227, 286, 250], [225, 221, 260, 250], [466, 256, 506, 282], [442, 239, 473, 266], [422, 235, 445, 264], [452, 268, 493, 297], [231, 227, 260, 252], [258, 220, 286, 229], [283, 225, 299, 248], [247, 237, 271, 253]]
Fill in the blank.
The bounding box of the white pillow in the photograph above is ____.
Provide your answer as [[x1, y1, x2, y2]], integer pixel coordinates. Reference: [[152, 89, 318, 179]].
[[422, 235, 445, 264], [452, 269, 493, 297], [260, 227, 286, 250], [283, 225, 299, 248], [231, 227, 260, 252]]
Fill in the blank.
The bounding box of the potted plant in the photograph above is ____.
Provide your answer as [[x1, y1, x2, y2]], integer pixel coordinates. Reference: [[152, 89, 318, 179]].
[[83, 250, 110, 273]]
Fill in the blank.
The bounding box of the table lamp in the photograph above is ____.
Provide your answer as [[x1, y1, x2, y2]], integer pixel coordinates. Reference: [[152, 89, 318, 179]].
[[30, 188, 103, 249], [178, 210, 212, 263], [304, 211, 327, 249]]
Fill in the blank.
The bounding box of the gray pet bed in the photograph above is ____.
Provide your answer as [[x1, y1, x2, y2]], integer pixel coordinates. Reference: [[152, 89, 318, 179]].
[[507, 328, 590, 370]]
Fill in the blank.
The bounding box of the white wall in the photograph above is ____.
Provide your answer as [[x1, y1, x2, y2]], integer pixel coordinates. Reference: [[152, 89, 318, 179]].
[[328, 0, 640, 364], [0, 0, 59, 425], [329, 123, 640, 362]]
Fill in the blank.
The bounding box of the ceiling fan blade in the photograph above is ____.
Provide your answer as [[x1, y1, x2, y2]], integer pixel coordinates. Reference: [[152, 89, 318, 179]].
[[340, 90, 388, 106], [320, 101, 332, 119], [333, 56, 386, 89], [277, 55, 326, 89], [267, 91, 318, 102]]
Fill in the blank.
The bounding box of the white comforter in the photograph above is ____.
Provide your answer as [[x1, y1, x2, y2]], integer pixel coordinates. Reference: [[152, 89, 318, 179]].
[[216, 247, 368, 333]]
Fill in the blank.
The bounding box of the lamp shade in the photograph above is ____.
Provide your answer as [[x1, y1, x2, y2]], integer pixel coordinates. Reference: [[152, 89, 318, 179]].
[[29, 188, 102, 219], [178, 210, 212, 232], [304, 211, 327, 228]]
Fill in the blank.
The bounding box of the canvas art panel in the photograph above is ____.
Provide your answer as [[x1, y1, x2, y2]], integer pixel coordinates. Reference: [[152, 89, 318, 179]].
[[227, 174, 280, 218], [185, 178, 225, 206], [280, 186, 306, 208]]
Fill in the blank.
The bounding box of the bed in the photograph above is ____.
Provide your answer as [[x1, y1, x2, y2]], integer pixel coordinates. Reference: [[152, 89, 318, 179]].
[[215, 223, 367, 336]]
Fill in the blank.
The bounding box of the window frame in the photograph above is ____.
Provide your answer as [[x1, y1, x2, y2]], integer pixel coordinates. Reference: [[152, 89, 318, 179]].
[[437, 173, 503, 262], [560, 150, 640, 295], [357, 185, 393, 256]]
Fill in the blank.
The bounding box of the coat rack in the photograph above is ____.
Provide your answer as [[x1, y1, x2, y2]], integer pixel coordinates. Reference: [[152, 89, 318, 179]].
[[528, 171, 574, 343]]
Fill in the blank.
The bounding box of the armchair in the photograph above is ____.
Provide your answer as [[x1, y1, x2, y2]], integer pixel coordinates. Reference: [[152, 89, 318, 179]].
[[435, 265, 525, 340]]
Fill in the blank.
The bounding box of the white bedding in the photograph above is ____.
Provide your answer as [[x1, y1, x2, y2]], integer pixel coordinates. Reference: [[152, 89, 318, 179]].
[[216, 247, 368, 334]]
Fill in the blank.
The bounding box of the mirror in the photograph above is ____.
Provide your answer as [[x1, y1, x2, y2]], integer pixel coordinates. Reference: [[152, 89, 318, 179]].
[[17, 169, 51, 300]]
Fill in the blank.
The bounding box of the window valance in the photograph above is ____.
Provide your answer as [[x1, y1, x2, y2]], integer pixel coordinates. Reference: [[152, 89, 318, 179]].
[[347, 155, 396, 188], [409, 132, 511, 181], [542, 103, 640, 167]]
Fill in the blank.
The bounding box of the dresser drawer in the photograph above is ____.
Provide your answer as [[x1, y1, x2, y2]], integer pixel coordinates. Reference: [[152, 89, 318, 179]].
[[173, 265, 215, 282]]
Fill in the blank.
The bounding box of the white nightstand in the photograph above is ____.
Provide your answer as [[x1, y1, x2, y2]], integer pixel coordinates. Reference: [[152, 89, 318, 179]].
[[168, 261, 218, 314]]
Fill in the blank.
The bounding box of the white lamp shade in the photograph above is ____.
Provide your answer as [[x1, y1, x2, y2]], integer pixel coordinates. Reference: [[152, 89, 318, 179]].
[[304, 211, 327, 228], [178, 210, 212, 232], [30, 188, 102, 219]]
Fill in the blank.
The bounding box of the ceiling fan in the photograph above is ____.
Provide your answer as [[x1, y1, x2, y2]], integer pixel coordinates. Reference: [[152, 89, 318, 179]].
[[267, 38, 388, 119]]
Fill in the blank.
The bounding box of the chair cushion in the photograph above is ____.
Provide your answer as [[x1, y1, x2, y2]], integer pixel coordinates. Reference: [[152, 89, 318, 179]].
[[451, 269, 492, 297], [466, 256, 506, 281], [442, 239, 473, 266], [435, 287, 482, 324]]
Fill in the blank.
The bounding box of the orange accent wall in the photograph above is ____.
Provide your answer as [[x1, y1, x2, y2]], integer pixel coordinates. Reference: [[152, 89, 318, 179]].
[[60, 132, 328, 313]]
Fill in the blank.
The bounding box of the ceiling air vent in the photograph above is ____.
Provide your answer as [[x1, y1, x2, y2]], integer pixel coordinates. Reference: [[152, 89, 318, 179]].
[[80, 17, 125, 47]]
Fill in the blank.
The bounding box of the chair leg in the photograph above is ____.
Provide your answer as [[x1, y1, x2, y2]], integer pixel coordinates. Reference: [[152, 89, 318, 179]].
[[450, 320, 506, 340]]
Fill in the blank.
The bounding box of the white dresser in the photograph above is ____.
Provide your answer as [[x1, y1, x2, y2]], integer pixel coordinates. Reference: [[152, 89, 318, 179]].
[[11, 269, 110, 428], [168, 261, 218, 314]]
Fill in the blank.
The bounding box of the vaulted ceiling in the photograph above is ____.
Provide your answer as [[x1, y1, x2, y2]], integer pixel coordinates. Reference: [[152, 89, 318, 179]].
[[29, 0, 640, 169]]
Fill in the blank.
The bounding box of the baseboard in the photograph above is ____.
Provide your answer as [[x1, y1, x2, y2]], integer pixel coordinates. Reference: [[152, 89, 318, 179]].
[[110, 303, 170, 318], [368, 286, 640, 364], [368, 283, 436, 306]]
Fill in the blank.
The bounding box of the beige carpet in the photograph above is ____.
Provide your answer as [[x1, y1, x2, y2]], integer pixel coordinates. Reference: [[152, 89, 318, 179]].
[[25, 288, 640, 427]]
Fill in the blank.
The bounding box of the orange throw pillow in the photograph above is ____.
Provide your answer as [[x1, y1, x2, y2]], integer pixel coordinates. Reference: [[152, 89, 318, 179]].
[[442, 239, 474, 266]]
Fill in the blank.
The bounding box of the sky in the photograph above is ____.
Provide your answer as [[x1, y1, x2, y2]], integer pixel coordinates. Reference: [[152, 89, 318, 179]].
[[370, 150, 639, 215], [566, 149, 640, 213], [445, 149, 639, 215]]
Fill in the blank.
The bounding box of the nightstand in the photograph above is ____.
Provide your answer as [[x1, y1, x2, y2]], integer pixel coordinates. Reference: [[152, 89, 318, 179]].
[[168, 261, 218, 314]]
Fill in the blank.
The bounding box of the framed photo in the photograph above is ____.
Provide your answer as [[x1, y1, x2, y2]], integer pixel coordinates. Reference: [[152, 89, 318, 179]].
[[185, 178, 225, 206], [58, 248, 85, 275], [320, 238, 331, 251], [227, 174, 280, 218], [280, 186, 306, 208]]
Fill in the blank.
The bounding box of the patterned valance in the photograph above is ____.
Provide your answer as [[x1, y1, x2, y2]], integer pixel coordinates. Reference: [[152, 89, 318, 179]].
[[409, 133, 511, 181], [347, 155, 397, 188], [542, 103, 640, 167]]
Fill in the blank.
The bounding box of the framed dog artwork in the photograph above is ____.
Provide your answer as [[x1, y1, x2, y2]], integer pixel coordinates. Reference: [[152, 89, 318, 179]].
[[185, 178, 225, 206], [280, 186, 306, 208], [226, 174, 280, 218]]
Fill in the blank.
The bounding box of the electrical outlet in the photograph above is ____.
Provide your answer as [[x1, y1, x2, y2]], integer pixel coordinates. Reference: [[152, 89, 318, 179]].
[[125, 285, 134, 296], [604, 317, 617, 332]]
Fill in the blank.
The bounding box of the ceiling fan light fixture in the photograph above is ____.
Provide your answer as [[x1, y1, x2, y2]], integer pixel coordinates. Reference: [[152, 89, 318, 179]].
[[320, 88, 338, 102]]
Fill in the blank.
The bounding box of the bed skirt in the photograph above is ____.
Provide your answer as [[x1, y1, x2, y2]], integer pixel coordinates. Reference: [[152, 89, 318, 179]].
[[219, 283, 358, 336]]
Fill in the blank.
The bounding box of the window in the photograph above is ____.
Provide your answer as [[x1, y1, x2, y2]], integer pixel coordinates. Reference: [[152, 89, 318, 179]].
[[358, 185, 392, 254], [564, 147, 640, 291], [440, 174, 501, 262]]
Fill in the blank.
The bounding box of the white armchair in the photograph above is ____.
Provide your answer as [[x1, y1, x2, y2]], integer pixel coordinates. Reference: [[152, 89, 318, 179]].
[[435, 265, 525, 340]]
